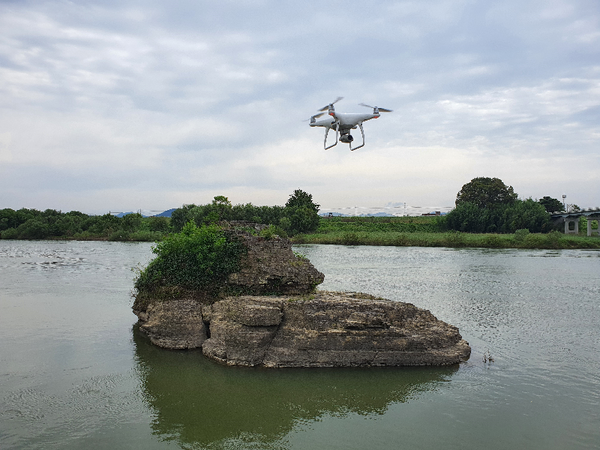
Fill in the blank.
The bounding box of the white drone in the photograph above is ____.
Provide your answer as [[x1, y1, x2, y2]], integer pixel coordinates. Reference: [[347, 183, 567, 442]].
[[309, 97, 392, 151]]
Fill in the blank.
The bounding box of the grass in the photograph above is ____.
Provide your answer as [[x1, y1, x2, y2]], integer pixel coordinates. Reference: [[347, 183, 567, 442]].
[[291, 217, 600, 250]]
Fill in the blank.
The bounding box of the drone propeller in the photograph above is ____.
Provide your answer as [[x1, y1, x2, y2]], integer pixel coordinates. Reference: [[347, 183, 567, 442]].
[[359, 103, 393, 113], [303, 112, 325, 123], [318, 97, 344, 112]]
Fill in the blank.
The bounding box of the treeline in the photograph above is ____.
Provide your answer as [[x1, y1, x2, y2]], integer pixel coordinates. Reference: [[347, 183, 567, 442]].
[[0, 208, 169, 241], [171, 190, 320, 236], [442, 177, 559, 233], [2, 180, 592, 243], [0, 189, 321, 241]]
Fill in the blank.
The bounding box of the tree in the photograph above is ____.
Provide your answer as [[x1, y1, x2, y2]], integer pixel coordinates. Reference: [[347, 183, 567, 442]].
[[284, 189, 320, 235], [444, 198, 552, 233], [538, 196, 564, 213], [16, 218, 49, 239], [285, 189, 320, 213], [455, 177, 517, 209], [211, 196, 233, 221], [121, 213, 143, 232], [171, 204, 197, 232], [285, 206, 320, 235], [0, 208, 17, 231]]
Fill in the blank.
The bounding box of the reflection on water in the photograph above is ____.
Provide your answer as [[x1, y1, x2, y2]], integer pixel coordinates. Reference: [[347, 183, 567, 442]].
[[133, 326, 457, 447]]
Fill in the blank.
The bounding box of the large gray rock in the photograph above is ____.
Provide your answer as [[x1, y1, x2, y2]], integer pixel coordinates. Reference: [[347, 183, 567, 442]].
[[137, 298, 207, 350], [202, 292, 470, 367], [224, 227, 325, 295], [135, 292, 471, 367]]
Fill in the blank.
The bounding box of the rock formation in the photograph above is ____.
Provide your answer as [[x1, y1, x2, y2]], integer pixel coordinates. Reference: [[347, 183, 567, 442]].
[[202, 292, 470, 367], [224, 223, 325, 295], [133, 224, 471, 367]]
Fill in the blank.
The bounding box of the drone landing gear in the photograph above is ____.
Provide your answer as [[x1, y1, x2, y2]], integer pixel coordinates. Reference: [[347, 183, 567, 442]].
[[323, 122, 366, 151], [350, 123, 365, 151], [324, 122, 339, 150]]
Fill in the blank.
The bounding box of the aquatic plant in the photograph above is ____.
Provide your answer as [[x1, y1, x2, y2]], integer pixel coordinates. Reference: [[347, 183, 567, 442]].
[[483, 350, 495, 364]]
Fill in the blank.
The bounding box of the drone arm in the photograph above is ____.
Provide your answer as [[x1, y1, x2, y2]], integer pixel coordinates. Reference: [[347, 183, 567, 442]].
[[350, 122, 365, 151]]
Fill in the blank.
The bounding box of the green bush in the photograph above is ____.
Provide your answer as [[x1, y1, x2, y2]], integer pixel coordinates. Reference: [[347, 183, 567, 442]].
[[341, 232, 363, 245], [134, 222, 246, 296], [259, 224, 287, 239], [0, 227, 18, 239], [442, 231, 467, 247], [546, 230, 563, 248], [391, 234, 409, 246], [482, 234, 504, 248], [16, 219, 50, 239], [513, 228, 530, 242]]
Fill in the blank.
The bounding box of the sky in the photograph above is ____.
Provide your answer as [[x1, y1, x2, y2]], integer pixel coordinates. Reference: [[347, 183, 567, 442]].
[[1, 0, 599, 216]]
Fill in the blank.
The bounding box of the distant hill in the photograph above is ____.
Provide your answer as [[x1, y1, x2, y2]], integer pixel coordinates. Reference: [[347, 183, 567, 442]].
[[153, 208, 176, 218], [114, 208, 175, 218], [115, 211, 143, 218]]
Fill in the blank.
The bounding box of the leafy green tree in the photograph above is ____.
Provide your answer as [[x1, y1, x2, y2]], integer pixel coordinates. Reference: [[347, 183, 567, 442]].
[[211, 196, 233, 221], [171, 204, 197, 232], [444, 199, 552, 233], [121, 213, 143, 232], [285, 207, 320, 235], [83, 213, 121, 236], [16, 218, 49, 239], [500, 199, 552, 233], [538, 196, 564, 213], [54, 215, 82, 237], [0, 227, 18, 239], [283, 189, 320, 235], [285, 189, 320, 212], [455, 177, 517, 209], [147, 216, 170, 233], [0, 208, 18, 231], [444, 202, 488, 232]]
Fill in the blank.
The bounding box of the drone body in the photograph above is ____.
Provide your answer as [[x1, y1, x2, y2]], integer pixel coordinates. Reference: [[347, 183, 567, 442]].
[[309, 97, 392, 151]]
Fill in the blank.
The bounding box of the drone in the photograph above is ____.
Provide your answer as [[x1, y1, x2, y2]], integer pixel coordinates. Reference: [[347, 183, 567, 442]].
[[308, 97, 392, 151]]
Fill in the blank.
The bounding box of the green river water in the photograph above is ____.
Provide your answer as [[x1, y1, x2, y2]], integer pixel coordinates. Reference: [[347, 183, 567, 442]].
[[0, 241, 598, 449]]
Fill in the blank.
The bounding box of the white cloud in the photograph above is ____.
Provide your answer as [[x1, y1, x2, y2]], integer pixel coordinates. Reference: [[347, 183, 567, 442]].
[[0, 0, 599, 213]]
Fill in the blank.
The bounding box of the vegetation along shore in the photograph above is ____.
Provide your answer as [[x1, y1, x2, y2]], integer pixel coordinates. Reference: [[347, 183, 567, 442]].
[[1, 181, 599, 250]]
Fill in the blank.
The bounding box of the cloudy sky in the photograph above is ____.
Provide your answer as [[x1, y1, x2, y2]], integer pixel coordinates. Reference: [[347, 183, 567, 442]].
[[1, 0, 599, 215]]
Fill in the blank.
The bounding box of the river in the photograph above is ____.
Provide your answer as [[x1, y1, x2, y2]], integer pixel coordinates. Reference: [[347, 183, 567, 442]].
[[0, 241, 598, 449]]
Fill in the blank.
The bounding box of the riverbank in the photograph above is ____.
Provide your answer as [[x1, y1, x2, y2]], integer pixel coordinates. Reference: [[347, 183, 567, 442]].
[[291, 231, 600, 249], [3, 214, 599, 249], [291, 216, 600, 249], [5, 230, 600, 250]]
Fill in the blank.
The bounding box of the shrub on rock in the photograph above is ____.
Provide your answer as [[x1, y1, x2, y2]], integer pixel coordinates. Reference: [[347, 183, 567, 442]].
[[134, 221, 246, 299]]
